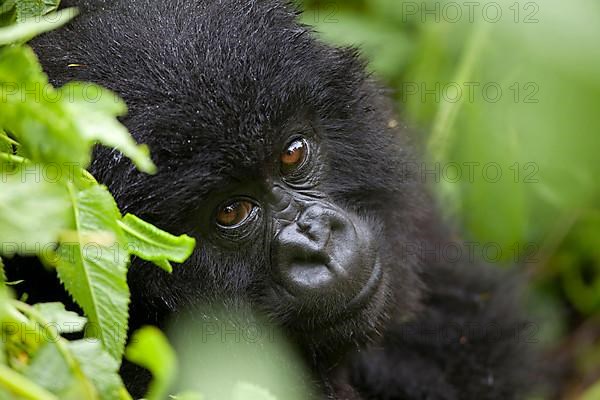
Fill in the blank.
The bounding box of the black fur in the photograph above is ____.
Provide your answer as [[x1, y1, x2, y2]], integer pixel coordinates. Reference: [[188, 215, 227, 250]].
[[20, 0, 537, 398]]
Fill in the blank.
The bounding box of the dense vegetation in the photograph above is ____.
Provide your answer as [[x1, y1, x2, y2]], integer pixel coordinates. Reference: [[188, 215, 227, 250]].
[[300, 0, 600, 398]]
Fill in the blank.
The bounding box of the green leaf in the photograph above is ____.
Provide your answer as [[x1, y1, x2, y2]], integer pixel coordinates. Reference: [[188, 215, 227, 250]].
[[232, 382, 278, 400], [15, 0, 61, 20], [56, 184, 130, 360], [25, 342, 92, 399], [69, 339, 126, 400], [0, 7, 77, 45], [126, 326, 176, 400], [33, 302, 87, 334], [60, 82, 157, 174], [0, 171, 71, 256], [118, 213, 196, 273], [0, 45, 89, 166], [0, 1, 17, 28], [0, 364, 58, 400]]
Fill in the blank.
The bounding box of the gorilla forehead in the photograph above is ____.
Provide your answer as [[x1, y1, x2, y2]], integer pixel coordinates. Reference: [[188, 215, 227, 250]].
[[40, 0, 378, 215], [94, 0, 369, 173]]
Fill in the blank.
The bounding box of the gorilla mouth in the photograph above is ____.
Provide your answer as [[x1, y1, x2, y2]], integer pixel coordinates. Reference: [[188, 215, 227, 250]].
[[270, 252, 385, 333]]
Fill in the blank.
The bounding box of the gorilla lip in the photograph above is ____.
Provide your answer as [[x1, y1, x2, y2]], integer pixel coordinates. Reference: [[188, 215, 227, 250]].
[[273, 252, 384, 328]]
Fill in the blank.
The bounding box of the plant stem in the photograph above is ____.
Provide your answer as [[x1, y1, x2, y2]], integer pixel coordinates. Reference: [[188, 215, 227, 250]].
[[0, 364, 58, 400]]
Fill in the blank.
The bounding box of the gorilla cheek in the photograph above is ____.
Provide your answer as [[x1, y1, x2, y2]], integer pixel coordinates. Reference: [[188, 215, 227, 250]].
[[271, 201, 383, 322]]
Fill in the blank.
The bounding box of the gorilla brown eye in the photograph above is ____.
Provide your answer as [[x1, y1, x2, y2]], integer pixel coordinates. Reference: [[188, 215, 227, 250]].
[[216, 200, 254, 227], [280, 138, 308, 174]]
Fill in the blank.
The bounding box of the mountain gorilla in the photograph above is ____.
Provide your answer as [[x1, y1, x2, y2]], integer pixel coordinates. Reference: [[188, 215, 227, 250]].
[[23, 0, 534, 398]]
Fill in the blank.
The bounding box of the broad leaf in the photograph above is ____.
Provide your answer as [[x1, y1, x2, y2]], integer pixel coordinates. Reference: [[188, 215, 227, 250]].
[[60, 82, 156, 174], [56, 184, 130, 360], [15, 0, 61, 21], [25, 343, 96, 399], [33, 302, 87, 334], [69, 339, 126, 400], [126, 326, 176, 400], [118, 213, 196, 273], [0, 172, 70, 256], [0, 45, 89, 166]]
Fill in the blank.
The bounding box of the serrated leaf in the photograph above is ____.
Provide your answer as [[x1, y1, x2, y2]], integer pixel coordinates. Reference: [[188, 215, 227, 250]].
[[69, 339, 125, 400], [0, 172, 70, 256], [0, 7, 76, 44], [33, 302, 87, 334], [118, 214, 196, 273], [60, 82, 156, 174], [126, 326, 176, 400], [56, 184, 130, 360]]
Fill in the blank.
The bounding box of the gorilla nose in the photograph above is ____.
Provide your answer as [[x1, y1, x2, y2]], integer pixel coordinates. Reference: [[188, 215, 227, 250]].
[[273, 205, 358, 294]]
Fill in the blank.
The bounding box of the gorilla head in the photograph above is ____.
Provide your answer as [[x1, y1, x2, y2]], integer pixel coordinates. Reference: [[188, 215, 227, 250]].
[[30, 0, 533, 398], [38, 0, 422, 342]]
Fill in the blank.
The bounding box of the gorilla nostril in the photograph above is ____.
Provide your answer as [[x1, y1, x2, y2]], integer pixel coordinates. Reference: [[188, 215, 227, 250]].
[[295, 205, 333, 241], [296, 219, 311, 233]]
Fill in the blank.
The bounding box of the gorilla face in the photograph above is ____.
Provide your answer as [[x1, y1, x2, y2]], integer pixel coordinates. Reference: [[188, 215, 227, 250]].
[[199, 128, 385, 331]]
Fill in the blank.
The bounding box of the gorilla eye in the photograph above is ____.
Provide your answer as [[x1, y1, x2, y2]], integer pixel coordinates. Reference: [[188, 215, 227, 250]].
[[216, 200, 255, 227], [280, 138, 308, 174]]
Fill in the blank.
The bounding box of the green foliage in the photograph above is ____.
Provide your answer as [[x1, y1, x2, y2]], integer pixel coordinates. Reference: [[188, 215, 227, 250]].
[[126, 326, 177, 400], [119, 214, 196, 273], [0, 172, 70, 253], [0, 1, 197, 398], [0, 7, 73, 44], [33, 302, 87, 334], [56, 184, 131, 361]]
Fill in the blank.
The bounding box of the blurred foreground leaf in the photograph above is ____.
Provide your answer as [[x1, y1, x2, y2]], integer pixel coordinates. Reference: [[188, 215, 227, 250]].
[[126, 326, 177, 400]]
